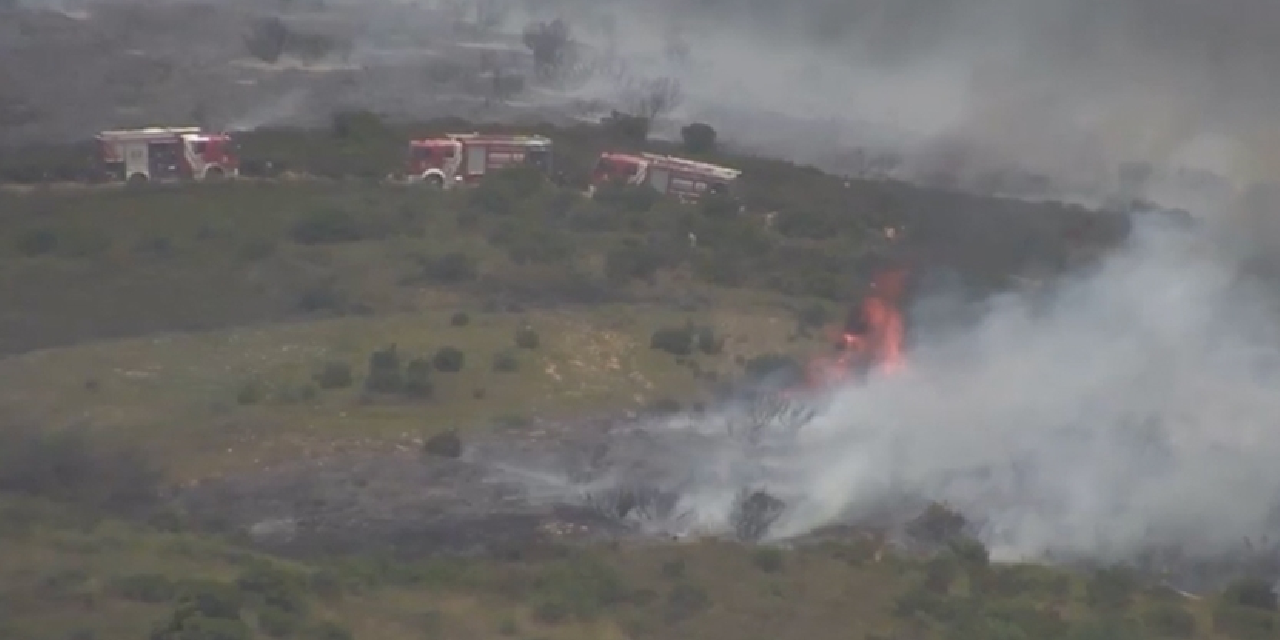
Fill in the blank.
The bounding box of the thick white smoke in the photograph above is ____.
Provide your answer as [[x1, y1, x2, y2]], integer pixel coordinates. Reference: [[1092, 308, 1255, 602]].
[[530, 211, 1280, 573]]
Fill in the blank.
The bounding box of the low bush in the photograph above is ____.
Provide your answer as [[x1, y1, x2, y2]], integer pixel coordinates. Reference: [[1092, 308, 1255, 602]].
[[492, 351, 519, 373], [0, 425, 163, 513], [423, 431, 462, 458], [365, 345, 403, 393], [402, 357, 433, 398], [681, 123, 717, 154], [1143, 602, 1197, 638], [1223, 577, 1278, 611], [290, 209, 365, 245], [751, 548, 784, 573], [313, 361, 353, 389], [432, 347, 465, 373], [515, 326, 540, 349], [111, 574, 179, 603], [650, 326, 694, 356], [450, 311, 471, 326], [419, 252, 478, 284], [1086, 566, 1139, 611]]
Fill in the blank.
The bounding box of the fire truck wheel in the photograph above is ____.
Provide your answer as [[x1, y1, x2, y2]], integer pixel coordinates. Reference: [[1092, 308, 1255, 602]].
[[424, 174, 445, 188], [205, 167, 226, 181], [126, 173, 148, 186]]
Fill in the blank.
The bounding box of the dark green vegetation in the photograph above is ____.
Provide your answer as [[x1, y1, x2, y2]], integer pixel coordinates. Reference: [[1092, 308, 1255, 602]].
[[0, 119, 1168, 639]]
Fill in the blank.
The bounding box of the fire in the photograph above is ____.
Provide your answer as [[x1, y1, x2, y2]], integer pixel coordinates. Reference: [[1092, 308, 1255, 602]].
[[800, 267, 910, 391]]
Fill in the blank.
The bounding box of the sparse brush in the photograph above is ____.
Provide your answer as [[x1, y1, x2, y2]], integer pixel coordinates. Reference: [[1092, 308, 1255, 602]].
[[581, 484, 684, 526]]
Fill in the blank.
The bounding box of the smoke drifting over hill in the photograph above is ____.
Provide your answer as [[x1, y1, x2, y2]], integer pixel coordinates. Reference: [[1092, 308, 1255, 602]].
[[519, 0, 1280, 203], [487, 211, 1280, 582]]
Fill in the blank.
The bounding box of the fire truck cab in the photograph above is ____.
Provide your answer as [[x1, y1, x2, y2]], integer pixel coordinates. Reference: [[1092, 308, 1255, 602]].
[[590, 151, 741, 201], [407, 133, 553, 187], [96, 127, 238, 183]]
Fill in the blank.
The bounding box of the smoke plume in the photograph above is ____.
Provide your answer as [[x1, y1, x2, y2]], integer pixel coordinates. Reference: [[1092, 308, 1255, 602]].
[[498, 207, 1280, 585]]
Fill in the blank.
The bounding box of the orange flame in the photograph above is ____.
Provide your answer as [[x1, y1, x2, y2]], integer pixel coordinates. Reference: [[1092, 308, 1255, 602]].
[[800, 268, 909, 391]]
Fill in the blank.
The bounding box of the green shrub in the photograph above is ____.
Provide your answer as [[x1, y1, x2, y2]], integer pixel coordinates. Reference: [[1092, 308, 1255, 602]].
[[111, 574, 179, 603], [402, 357, 433, 398], [948, 537, 990, 572], [313, 361, 353, 389], [604, 243, 666, 284], [1223, 577, 1278, 611], [290, 209, 365, 245], [304, 620, 354, 640], [297, 284, 346, 314], [423, 431, 462, 458], [650, 326, 694, 356], [680, 123, 717, 154], [419, 252, 478, 284], [694, 325, 723, 355], [450, 311, 471, 326], [922, 554, 959, 594], [492, 351, 519, 372], [1086, 566, 1138, 611], [0, 424, 161, 513], [256, 606, 301, 638], [515, 326, 540, 349], [751, 548, 784, 573], [365, 345, 403, 393], [593, 182, 659, 213], [665, 582, 710, 623], [235, 565, 307, 615], [742, 354, 801, 381], [1213, 604, 1276, 640], [1142, 602, 1196, 638], [236, 381, 266, 405], [700, 194, 738, 219], [432, 347, 465, 373]]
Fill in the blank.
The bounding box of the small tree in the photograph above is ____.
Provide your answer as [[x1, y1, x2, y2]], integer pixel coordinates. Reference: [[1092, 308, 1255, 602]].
[[624, 77, 682, 122], [245, 17, 290, 64], [681, 123, 717, 154], [523, 19, 572, 78]]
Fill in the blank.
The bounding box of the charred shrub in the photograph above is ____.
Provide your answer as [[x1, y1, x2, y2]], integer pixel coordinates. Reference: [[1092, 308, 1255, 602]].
[[365, 345, 403, 393], [1143, 602, 1197, 638], [291, 209, 365, 245], [729, 489, 785, 542], [601, 110, 651, 144], [492, 350, 519, 373], [402, 357, 433, 398], [432, 347, 465, 373], [515, 326, 541, 349], [0, 424, 161, 513], [423, 430, 462, 459], [313, 361, 353, 389], [650, 326, 694, 356], [584, 484, 681, 523], [681, 123, 717, 154]]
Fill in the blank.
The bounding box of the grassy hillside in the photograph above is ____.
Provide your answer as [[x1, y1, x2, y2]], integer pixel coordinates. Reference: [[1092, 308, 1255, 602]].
[[0, 121, 1234, 640], [3, 492, 1276, 640]]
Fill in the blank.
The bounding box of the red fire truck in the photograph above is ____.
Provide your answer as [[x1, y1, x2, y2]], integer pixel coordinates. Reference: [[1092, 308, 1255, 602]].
[[95, 127, 239, 183], [406, 133, 554, 187], [590, 151, 741, 200]]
